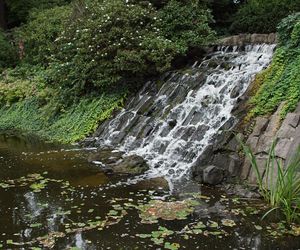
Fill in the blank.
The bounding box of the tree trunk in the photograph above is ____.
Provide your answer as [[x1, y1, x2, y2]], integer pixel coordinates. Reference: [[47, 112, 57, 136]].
[[0, 0, 7, 30]]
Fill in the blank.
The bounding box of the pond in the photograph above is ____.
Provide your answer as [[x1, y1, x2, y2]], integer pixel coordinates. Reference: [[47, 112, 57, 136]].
[[0, 133, 299, 249]]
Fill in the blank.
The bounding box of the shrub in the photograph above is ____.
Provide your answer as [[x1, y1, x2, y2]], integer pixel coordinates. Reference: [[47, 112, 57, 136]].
[[277, 13, 300, 47], [0, 30, 17, 70], [48, 0, 215, 99], [230, 0, 300, 34], [16, 5, 71, 65], [6, 0, 71, 26], [48, 0, 180, 97], [158, 0, 215, 50]]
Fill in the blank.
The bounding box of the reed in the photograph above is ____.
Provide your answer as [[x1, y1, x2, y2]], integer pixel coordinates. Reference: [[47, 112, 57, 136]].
[[238, 137, 300, 223]]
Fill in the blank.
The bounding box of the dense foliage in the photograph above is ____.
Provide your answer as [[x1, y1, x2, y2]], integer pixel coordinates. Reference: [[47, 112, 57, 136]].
[[0, 0, 215, 142], [50, 0, 178, 96], [158, 0, 215, 48], [0, 30, 16, 69], [230, 0, 300, 33], [249, 13, 300, 118], [5, 0, 71, 26], [16, 5, 71, 65]]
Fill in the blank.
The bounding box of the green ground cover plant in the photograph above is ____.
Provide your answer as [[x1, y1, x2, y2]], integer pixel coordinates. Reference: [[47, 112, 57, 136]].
[[248, 13, 300, 119]]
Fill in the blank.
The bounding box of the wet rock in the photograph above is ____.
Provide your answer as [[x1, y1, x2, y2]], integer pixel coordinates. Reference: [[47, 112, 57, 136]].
[[224, 184, 260, 199], [226, 134, 243, 152], [111, 155, 149, 175], [230, 85, 241, 99], [168, 119, 177, 128], [220, 117, 236, 131], [134, 177, 169, 191], [89, 150, 149, 175], [181, 127, 196, 141], [88, 149, 123, 165], [203, 165, 224, 185], [191, 124, 210, 141], [135, 96, 154, 115]]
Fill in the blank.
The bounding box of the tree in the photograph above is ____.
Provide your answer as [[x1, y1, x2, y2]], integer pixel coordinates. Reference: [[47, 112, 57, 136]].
[[0, 0, 7, 30], [230, 0, 300, 34]]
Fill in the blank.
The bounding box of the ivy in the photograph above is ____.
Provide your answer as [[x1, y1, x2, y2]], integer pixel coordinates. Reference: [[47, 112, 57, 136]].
[[249, 14, 300, 119]]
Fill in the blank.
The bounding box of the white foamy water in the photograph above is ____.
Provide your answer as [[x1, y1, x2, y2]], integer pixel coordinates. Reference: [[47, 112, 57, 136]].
[[94, 44, 276, 184]]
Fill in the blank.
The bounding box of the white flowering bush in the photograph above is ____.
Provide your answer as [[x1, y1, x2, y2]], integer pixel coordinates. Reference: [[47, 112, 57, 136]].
[[14, 0, 215, 100], [48, 0, 183, 96]]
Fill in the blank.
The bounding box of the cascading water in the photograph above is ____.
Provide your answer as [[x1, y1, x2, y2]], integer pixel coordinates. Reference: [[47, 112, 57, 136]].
[[92, 44, 276, 184]]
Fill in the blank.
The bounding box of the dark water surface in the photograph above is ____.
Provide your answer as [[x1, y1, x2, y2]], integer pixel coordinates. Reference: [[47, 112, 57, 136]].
[[0, 134, 299, 249]]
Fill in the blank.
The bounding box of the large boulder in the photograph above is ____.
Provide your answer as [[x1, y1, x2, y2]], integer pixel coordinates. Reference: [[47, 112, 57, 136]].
[[111, 155, 149, 175], [203, 165, 224, 185], [134, 177, 169, 191], [88, 149, 149, 175]]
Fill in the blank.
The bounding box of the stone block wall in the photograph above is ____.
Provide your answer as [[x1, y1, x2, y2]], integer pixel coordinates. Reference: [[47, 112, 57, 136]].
[[241, 102, 300, 184]]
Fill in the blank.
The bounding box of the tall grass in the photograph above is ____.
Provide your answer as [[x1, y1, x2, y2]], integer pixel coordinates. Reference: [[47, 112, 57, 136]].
[[239, 138, 300, 223]]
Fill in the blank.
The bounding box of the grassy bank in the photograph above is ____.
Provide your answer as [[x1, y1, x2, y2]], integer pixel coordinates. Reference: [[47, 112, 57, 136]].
[[0, 94, 124, 143]]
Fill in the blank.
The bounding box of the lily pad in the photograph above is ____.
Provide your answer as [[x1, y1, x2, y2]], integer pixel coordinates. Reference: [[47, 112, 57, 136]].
[[221, 219, 236, 227], [164, 242, 180, 250], [138, 199, 197, 223]]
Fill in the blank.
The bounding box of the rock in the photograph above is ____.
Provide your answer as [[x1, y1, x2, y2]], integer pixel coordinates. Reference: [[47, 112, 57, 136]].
[[168, 119, 177, 128], [246, 136, 259, 152], [203, 165, 224, 185], [251, 117, 269, 136], [277, 121, 296, 139], [296, 102, 300, 113], [88, 149, 123, 165], [256, 135, 275, 154], [89, 150, 149, 175], [228, 154, 242, 177], [134, 177, 169, 191], [230, 85, 241, 99], [268, 33, 277, 44], [224, 184, 260, 199], [285, 129, 300, 166], [264, 103, 284, 136], [226, 134, 243, 152], [241, 157, 252, 180], [111, 155, 149, 175], [248, 155, 268, 185], [219, 117, 236, 131], [218, 33, 277, 46], [275, 138, 293, 159], [285, 113, 300, 128], [135, 95, 154, 115]]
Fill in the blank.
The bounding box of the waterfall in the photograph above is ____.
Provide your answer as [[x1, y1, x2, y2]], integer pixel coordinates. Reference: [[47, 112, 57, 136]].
[[93, 44, 276, 183]]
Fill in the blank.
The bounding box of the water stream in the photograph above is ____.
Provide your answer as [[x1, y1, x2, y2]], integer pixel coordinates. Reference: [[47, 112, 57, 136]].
[[92, 44, 276, 185]]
